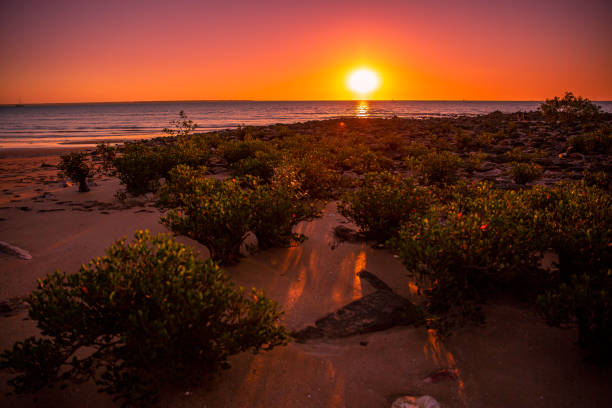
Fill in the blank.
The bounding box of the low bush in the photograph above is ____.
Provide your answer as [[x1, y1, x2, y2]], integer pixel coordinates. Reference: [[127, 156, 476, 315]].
[[541, 92, 602, 124], [390, 184, 542, 334], [406, 150, 463, 184], [57, 152, 93, 192], [230, 150, 279, 182], [160, 165, 316, 262], [338, 172, 429, 243], [160, 166, 253, 265], [462, 152, 487, 174], [248, 177, 316, 249], [509, 161, 543, 184], [94, 143, 117, 175], [0, 231, 289, 405], [569, 126, 612, 154]]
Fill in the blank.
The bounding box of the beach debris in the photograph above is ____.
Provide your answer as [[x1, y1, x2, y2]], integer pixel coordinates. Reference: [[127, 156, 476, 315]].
[[0, 241, 33, 260], [17, 206, 32, 211], [391, 395, 441, 408], [423, 368, 459, 383], [61, 180, 72, 187], [292, 270, 420, 342]]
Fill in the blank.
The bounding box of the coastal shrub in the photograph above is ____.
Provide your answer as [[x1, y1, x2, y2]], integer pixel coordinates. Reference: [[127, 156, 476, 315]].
[[455, 130, 492, 149], [525, 182, 612, 282], [94, 143, 117, 175], [528, 183, 612, 361], [509, 161, 543, 184], [462, 152, 487, 174], [160, 166, 253, 265], [160, 165, 315, 262], [541, 92, 602, 124], [338, 172, 429, 243], [390, 184, 543, 334], [538, 270, 612, 363], [406, 150, 462, 184], [162, 110, 197, 137], [288, 152, 339, 199], [218, 139, 268, 165], [583, 170, 610, 190], [404, 142, 429, 158], [0, 231, 289, 405], [339, 147, 393, 174], [248, 178, 316, 249], [57, 152, 93, 192], [230, 150, 279, 182], [113, 137, 211, 195], [569, 126, 612, 154], [113, 142, 163, 195], [504, 147, 532, 163]]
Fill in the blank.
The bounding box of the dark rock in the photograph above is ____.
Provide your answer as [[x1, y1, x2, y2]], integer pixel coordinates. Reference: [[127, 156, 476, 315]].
[[292, 270, 421, 342]]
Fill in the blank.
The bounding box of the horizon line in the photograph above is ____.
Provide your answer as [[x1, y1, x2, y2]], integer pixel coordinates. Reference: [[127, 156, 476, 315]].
[[3, 98, 612, 106]]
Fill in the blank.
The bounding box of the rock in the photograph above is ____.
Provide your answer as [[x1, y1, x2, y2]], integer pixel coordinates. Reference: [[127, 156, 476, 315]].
[[0, 241, 32, 260], [292, 270, 420, 342], [391, 395, 441, 408]]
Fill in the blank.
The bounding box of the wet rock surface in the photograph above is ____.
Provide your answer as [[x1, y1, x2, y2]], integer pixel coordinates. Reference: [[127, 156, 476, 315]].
[[292, 270, 421, 342]]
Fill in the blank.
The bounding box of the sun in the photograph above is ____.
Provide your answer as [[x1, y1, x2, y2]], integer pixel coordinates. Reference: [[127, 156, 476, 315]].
[[347, 68, 380, 96]]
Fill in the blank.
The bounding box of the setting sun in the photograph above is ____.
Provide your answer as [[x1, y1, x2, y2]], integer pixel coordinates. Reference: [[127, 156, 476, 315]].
[[347, 68, 380, 97]]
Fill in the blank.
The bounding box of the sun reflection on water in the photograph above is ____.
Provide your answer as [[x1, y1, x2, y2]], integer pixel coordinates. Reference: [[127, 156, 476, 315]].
[[424, 328, 466, 402], [355, 101, 369, 117]]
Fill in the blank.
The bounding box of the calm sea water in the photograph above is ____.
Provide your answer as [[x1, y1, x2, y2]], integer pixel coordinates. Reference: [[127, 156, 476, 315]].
[[1, 100, 611, 148]]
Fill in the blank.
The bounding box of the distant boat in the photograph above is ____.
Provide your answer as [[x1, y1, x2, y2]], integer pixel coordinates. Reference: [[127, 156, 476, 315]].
[[15, 103, 25, 107]]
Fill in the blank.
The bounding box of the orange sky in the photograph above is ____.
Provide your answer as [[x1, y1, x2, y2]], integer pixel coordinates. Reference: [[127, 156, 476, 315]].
[[1, 0, 611, 103]]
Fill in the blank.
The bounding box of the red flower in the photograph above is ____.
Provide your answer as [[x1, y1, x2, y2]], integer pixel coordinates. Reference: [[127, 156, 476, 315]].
[[81, 286, 88, 294], [480, 224, 488, 230], [457, 213, 462, 219]]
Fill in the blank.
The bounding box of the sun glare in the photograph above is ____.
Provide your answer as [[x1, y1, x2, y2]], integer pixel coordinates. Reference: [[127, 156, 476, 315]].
[[347, 68, 380, 96]]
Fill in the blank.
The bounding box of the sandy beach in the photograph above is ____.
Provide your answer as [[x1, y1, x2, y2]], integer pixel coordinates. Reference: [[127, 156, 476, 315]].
[[1, 145, 611, 408]]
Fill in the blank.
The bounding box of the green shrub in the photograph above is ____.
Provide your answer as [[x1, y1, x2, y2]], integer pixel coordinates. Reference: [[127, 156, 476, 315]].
[[230, 150, 279, 182], [509, 161, 543, 184], [338, 172, 429, 243], [57, 152, 93, 192], [94, 143, 117, 175], [287, 152, 339, 199], [160, 165, 315, 262], [160, 166, 253, 265], [583, 170, 610, 190], [569, 126, 612, 154], [113, 137, 211, 195], [504, 147, 532, 163], [162, 110, 197, 137], [113, 142, 164, 195], [390, 185, 542, 334], [0, 231, 289, 405], [538, 270, 612, 363], [248, 178, 316, 249], [541, 92, 602, 124], [407, 150, 462, 184], [218, 139, 268, 165], [462, 152, 487, 174]]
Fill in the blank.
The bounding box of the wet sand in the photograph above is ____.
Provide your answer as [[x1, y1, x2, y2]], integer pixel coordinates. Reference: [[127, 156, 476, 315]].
[[1, 148, 611, 407]]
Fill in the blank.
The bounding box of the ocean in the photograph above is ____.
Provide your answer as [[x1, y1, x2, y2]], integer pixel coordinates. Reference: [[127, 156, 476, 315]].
[[1, 100, 611, 148]]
